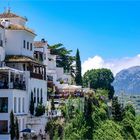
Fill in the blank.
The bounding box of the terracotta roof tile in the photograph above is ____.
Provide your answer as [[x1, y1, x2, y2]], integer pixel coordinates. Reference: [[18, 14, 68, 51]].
[[0, 12, 27, 21], [5, 55, 43, 65], [34, 41, 47, 48], [6, 24, 36, 35]]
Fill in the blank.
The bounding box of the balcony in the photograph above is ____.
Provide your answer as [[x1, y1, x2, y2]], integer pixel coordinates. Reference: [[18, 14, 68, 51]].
[[0, 67, 26, 90], [0, 81, 26, 90], [30, 72, 44, 80]]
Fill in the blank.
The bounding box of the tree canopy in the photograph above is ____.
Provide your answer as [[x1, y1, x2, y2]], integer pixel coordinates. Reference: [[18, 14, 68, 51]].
[[83, 68, 114, 99]]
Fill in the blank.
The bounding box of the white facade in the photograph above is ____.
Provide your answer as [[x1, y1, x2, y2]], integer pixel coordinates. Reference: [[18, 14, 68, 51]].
[[0, 26, 5, 62], [0, 89, 27, 139], [47, 49, 56, 70], [5, 30, 35, 58], [29, 78, 47, 107]]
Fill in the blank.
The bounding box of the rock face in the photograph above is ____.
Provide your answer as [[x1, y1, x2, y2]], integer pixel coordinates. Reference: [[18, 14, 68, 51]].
[[113, 66, 140, 95]]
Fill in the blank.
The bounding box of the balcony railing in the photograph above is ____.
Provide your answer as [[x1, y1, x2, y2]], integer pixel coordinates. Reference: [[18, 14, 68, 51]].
[[30, 72, 45, 80], [0, 81, 26, 90]]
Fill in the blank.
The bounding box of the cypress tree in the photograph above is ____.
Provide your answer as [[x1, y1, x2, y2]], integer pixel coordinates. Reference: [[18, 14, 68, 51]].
[[10, 110, 15, 140], [84, 97, 93, 139], [51, 97, 55, 111], [29, 91, 34, 115], [112, 96, 123, 121], [15, 117, 19, 140], [75, 49, 82, 86]]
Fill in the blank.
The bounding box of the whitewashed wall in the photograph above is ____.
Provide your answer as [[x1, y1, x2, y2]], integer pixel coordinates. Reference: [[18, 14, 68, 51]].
[[5, 30, 35, 58]]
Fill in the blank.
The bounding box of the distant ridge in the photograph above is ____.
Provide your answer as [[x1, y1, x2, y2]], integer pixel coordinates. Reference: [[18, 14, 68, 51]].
[[113, 66, 140, 95]]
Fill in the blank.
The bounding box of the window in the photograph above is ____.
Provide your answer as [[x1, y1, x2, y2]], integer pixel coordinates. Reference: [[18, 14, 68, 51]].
[[23, 40, 26, 48], [14, 97, 16, 113], [27, 42, 29, 50], [37, 88, 39, 103], [22, 98, 25, 112], [30, 43, 32, 51], [0, 98, 8, 113], [0, 121, 8, 134], [40, 88, 43, 103], [23, 64, 26, 71], [18, 98, 21, 113], [34, 88, 36, 103]]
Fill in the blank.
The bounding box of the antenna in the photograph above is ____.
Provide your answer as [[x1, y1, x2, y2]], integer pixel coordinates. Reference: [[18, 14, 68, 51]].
[[4, 0, 11, 13], [7, 0, 11, 13], [4, 7, 7, 13]]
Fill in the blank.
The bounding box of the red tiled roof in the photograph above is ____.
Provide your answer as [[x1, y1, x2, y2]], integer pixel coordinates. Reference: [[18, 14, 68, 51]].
[[34, 41, 47, 48], [0, 12, 27, 21]]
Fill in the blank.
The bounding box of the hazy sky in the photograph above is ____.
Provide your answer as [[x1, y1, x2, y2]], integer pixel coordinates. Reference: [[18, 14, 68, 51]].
[[1, 0, 140, 74]]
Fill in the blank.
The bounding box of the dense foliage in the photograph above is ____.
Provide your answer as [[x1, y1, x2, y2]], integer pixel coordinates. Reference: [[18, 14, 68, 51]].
[[83, 68, 114, 99], [45, 89, 140, 140]]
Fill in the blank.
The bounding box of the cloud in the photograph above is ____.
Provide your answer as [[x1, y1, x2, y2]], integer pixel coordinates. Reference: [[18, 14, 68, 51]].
[[82, 54, 140, 76]]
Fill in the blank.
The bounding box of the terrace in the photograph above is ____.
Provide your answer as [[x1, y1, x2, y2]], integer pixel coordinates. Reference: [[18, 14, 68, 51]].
[[5, 55, 46, 80], [0, 67, 26, 90]]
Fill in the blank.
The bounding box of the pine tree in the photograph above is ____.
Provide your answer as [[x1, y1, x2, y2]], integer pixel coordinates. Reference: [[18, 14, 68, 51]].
[[29, 91, 34, 115], [75, 49, 82, 86], [15, 117, 19, 140], [10, 110, 15, 140]]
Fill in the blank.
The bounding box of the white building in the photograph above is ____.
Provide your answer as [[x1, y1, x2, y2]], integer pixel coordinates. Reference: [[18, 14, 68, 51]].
[[0, 10, 47, 139], [34, 40, 82, 105], [34, 41, 72, 92]]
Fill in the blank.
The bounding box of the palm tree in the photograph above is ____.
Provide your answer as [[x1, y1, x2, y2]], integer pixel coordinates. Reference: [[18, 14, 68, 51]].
[[48, 43, 76, 78]]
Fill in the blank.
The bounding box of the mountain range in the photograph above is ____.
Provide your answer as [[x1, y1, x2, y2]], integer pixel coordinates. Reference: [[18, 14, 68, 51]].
[[113, 66, 140, 95]]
